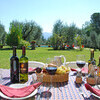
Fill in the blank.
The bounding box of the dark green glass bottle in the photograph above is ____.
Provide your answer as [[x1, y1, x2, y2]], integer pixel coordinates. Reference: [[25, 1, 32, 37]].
[[19, 46, 28, 83], [10, 46, 19, 83]]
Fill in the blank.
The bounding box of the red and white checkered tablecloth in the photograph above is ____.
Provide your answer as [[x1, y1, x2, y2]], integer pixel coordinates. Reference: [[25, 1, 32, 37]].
[[0, 69, 99, 100]]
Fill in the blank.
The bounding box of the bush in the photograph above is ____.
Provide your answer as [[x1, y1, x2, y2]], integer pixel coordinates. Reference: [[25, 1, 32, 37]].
[[0, 44, 3, 48], [30, 40, 36, 50], [18, 39, 30, 49]]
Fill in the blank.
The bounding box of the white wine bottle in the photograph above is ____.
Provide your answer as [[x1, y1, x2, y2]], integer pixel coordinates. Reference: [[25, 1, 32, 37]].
[[19, 46, 28, 83]]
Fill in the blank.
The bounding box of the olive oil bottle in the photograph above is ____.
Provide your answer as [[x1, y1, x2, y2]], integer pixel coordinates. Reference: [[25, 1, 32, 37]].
[[88, 49, 96, 73]]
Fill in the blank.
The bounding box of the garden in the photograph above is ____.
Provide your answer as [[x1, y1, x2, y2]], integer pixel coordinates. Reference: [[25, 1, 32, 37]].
[[0, 13, 100, 69]]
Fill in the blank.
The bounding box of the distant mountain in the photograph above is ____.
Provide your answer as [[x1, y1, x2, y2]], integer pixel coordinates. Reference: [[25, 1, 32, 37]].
[[42, 32, 52, 39]]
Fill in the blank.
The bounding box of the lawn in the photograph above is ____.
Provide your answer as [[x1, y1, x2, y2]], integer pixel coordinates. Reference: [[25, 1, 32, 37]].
[[0, 46, 100, 69]]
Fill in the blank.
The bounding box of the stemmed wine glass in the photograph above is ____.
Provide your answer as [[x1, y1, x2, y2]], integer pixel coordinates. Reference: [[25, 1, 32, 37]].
[[76, 55, 86, 73], [76, 55, 86, 82]]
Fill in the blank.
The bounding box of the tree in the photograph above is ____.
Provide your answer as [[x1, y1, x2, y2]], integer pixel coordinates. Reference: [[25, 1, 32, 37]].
[[90, 31, 97, 49], [0, 23, 6, 45], [91, 13, 100, 35], [50, 33, 60, 50], [22, 21, 42, 42], [6, 21, 22, 47], [66, 23, 78, 46], [53, 20, 64, 36], [96, 34, 100, 50]]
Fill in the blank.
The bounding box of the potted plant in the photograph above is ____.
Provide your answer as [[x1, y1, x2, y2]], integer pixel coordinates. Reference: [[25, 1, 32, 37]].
[[30, 40, 36, 50]]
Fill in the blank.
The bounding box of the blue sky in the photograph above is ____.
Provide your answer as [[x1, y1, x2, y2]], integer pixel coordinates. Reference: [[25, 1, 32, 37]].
[[0, 0, 100, 33]]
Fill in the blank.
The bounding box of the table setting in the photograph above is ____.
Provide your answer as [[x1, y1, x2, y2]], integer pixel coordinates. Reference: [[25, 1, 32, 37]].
[[0, 54, 100, 100]]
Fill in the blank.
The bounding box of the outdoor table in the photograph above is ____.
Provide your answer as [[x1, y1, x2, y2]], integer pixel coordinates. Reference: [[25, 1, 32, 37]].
[[0, 68, 99, 100]]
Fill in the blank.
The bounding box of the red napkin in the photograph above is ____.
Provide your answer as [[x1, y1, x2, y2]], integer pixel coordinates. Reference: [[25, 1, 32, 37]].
[[71, 67, 88, 73], [0, 82, 42, 98], [85, 83, 100, 96], [71, 68, 77, 71], [28, 67, 36, 73]]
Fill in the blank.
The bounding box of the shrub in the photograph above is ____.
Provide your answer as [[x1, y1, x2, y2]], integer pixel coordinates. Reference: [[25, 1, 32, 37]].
[[0, 44, 3, 48], [30, 40, 36, 50], [18, 39, 30, 49]]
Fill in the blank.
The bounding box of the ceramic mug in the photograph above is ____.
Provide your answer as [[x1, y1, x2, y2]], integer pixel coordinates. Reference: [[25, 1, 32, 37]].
[[54, 55, 66, 67]]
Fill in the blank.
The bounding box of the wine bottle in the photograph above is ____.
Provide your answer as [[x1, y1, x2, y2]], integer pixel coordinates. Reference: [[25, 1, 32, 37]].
[[19, 46, 28, 83], [97, 56, 100, 84], [87, 61, 96, 85], [97, 56, 100, 76], [10, 46, 19, 83], [88, 49, 96, 73]]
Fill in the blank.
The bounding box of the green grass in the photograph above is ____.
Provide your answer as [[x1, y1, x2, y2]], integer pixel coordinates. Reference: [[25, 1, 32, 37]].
[[0, 46, 100, 69]]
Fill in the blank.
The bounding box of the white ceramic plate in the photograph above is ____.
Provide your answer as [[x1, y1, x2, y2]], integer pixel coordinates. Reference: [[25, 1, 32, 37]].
[[91, 85, 100, 99], [0, 84, 37, 100]]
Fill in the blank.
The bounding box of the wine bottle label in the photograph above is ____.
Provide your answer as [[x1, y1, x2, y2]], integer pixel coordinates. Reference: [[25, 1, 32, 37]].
[[75, 77, 82, 84], [13, 60, 17, 72], [97, 77, 100, 84], [20, 63, 28, 74], [87, 77, 96, 85], [88, 64, 93, 74], [97, 67, 100, 76]]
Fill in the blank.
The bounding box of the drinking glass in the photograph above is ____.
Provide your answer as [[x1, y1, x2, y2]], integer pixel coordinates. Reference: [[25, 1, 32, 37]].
[[76, 55, 86, 72]]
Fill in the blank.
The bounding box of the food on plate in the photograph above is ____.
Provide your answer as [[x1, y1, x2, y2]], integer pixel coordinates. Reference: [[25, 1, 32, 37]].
[[48, 63, 57, 67]]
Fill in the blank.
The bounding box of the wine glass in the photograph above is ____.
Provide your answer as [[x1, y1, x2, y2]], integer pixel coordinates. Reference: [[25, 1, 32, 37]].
[[76, 55, 86, 73]]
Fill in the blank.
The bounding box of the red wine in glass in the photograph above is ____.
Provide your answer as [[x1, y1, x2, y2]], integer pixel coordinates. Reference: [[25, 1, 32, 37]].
[[76, 61, 86, 68]]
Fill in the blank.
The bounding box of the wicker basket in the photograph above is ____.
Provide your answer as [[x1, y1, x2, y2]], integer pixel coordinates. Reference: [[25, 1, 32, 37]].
[[36, 72, 69, 82]]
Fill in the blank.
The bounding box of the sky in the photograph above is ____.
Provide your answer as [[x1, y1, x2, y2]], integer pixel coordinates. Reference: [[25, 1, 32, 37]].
[[0, 0, 100, 33]]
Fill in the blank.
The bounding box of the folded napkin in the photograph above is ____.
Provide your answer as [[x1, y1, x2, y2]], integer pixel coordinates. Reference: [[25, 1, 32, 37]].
[[28, 67, 36, 72], [71, 67, 88, 73], [71, 68, 77, 71], [85, 83, 100, 96], [0, 82, 42, 98], [28, 67, 36, 74]]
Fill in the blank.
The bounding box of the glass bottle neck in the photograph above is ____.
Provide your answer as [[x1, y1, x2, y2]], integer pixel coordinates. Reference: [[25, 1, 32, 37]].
[[99, 57, 100, 65], [22, 46, 26, 56], [13, 47, 16, 56], [90, 51, 94, 60]]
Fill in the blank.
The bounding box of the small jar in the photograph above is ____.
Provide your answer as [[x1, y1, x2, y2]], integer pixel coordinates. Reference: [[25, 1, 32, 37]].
[[86, 77, 96, 85], [75, 72, 82, 84]]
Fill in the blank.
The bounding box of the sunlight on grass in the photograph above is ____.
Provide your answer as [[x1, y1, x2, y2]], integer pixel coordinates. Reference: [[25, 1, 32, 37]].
[[0, 47, 100, 69]]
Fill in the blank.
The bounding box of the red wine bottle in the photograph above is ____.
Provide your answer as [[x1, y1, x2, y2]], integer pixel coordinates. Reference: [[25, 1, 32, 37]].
[[10, 46, 19, 83]]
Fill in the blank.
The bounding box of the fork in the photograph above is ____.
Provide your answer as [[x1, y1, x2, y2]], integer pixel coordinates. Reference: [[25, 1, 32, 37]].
[[79, 85, 86, 98], [36, 86, 41, 100]]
